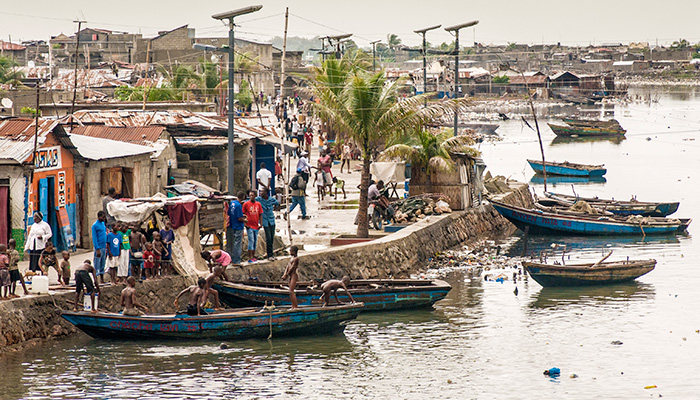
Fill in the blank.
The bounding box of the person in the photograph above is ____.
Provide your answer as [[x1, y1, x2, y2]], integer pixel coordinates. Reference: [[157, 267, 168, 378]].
[[121, 276, 149, 316], [106, 225, 121, 284], [129, 226, 145, 280], [284, 116, 292, 141], [291, 117, 300, 157], [333, 177, 346, 199], [286, 169, 308, 220], [0, 244, 10, 299], [142, 242, 155, 280], [296, 124, 305, 156], [227, 192, 246, 266], [368, 180, 396, 223], [174, 277, 207, 316], [256, 162, 272, 194], [73, 260, 100, 313], [275, 156, 284, 184], [320, 276, 355, 306], [152, 231, 168, 276], [318, 132, 326, 153], [242, 190, 263, 263], [60, 251, 71, 287], [91, 211, 107, 283], [315, 168, 326, 201], [256, 190, 280, 261], [103, 187, 117, 229], [25, 211, 52, 274], [39, 241, 58, 279], [118, 223, 131, 282], [318, 150, 334, 196], [8, 239, 28, 297], [159, 221, 174, 276], [304, 127, 313, 155], [296, 151, 312, 183], [202, 266, 228, 309], [281, 245, 300, 309], [340, 142, 352, 173], [200, 250, 232, 276]]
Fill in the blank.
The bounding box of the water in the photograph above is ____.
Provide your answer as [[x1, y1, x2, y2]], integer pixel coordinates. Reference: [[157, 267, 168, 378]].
[[4, 87, 700, 399]]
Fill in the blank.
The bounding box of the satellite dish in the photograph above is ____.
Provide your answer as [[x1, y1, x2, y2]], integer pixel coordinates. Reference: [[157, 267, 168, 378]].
[[1, 98, 12, 108], [28, 60, 35, 68]]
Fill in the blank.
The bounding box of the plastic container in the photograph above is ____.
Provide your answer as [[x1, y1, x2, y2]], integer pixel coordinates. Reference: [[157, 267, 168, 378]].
[[83, 292, 99, 312], [31, 276, 49, 294]]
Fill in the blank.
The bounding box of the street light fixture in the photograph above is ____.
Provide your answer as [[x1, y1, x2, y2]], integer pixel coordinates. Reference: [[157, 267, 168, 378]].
[[370, 40, 381, 72], [210, 4, 262, 254], [414, 24, 441, 106], [445, 20, 479, 136]]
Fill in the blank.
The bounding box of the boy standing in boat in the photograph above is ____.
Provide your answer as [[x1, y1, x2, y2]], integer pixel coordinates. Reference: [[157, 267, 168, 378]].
[[202, 266, 228, 310], [120, 276, 149, 316], [320, 276, 355, 306], [281, 245, 300, 309], [174, 277, 207, 316]]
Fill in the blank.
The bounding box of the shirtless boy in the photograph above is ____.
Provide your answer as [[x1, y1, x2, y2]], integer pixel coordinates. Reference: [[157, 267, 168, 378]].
[[74, 260, 100, 313], [174, 277, 207, 316], [60, 251, 71, 286], [281, 245, 300, 309], [202, 266, 228, 309], [120, 276, 149, 316], [320, 276, 355, 306]]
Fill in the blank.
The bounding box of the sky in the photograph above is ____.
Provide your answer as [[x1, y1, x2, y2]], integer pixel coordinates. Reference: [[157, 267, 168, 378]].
[[1, 0, 699, 48]]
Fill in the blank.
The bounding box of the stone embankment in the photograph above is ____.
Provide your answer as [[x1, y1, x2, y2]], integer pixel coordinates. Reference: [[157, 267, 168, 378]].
[[0, 182, 531, 351]]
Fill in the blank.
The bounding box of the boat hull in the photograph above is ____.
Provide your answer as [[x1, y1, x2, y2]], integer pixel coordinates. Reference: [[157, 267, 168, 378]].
[[545, 192, 679, 217], [215, 279, 451, 311], [548, 123, 626, 137], [491, 200, 685, 236], [523, 260, 656, 287], [528, 159, 607, 177], [61, 304, 363, 340]]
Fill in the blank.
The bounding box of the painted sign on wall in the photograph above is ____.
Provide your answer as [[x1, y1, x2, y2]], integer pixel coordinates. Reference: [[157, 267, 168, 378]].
[[34, 146, 62, 171]]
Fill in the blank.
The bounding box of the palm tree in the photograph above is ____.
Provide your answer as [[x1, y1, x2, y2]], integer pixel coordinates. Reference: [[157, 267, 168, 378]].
[[0, 56, 25, 88], [387, 34, 402, 60], [306, 56, 466, 238], [380, 129, 478, 191]]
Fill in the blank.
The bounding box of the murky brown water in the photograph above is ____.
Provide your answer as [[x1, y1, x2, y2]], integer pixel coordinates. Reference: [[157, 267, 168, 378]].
[[4, 86, 700, 399]]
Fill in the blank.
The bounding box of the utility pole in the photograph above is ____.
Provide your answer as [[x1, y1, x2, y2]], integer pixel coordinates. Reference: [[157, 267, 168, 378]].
[[142, 39, 152, 110], [445, 20, 478, 136], [370, 40, 380, 72], [30, 81, 41, 185], [69, 19, 86, 131], [414, 25, 440, 107], [280, 7, 292, 244]]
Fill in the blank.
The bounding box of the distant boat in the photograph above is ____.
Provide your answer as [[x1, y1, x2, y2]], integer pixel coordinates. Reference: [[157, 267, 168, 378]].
[[460, 123, 499, 135], [61, 304, 363, 340], [548, 118, 626, 137], [542, 192, 680, 217], [523, 259, 656, 287], [527, 159, 607, 177], [530, 175, 606, 185], [215, 279, 451, 311], [490, 200, 691, 236]]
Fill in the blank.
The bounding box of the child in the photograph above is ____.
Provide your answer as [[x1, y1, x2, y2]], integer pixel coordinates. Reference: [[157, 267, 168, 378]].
[[281, 245, 300, 309], [174, 277, 207, 316], [142, 242, 155, 280], [333, 177, 346, 199], [73, 259, 99, 313], [152, 232, 168, 276], [60, 251, 71, 286], [120, 276, 149, 316], [0, 244, 10, 299], [8, 239, 28, 297], [159, 221, 174, 276], [39, 241, 57, 278], [315, 169, 325, 201], [320, 276, 355, 306], [106, 225, 121, 284], [119, 223, 131, 282]]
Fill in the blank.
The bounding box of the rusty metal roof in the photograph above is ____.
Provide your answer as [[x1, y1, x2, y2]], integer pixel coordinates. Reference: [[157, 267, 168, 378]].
[[44, 69, 127, 90], [70, 125, 165, 145], [0, 118, 77, 164], [0, 40, 26, 51], [509, 75, 549, 85]]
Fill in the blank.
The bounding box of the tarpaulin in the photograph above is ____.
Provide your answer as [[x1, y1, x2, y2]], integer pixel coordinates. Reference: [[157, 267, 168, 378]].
[[167, 201, 198, 229]]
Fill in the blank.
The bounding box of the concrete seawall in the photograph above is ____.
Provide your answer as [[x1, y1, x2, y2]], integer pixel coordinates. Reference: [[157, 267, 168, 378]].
[[0, 183, 532, 351]]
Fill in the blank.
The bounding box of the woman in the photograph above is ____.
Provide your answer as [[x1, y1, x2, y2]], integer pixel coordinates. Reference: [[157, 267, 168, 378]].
[[24, 211, 53, 274]]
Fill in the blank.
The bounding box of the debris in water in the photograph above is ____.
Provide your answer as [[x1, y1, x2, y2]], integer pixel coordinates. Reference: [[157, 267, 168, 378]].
[[543, 367, 560, 377], [611, 340, 623, 345], [645, 385, 657, 390]]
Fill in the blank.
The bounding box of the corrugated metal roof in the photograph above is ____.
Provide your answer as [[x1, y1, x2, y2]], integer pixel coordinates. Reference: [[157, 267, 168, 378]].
[[70, 125, 165, 145], [44, 69, 127, 90], [0, 40, 26, 51], [0, 118, 60, 163], [509, 75, 549, 85], [69, 134, 155, 160]]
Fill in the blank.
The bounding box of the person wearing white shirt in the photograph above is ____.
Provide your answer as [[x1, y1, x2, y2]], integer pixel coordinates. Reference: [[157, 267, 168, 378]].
[[296, 151, 312, 182], [24, 211, 53, 274], [256, 162, 272, 195]]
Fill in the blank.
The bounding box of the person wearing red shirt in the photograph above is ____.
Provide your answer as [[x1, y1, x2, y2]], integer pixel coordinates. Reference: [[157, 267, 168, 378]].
[[242, 190, 263, 263]]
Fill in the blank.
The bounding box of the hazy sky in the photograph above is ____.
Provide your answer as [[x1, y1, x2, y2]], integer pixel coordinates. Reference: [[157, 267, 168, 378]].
[[2, 0, 699, 48]]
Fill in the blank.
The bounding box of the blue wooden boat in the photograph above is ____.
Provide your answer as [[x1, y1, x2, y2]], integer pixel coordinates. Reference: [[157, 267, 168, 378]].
[[530, 175, 606, 185], [214, 279, 451, 311], [490, 200, 690, 236], [523, 259, 656, 287], [528, 159, 607, 177], [542, 192, 680, 217], [61, 303, 363, 340]]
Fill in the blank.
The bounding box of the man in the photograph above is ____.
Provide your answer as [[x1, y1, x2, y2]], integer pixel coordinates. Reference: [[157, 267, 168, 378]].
[[174, 277, 207, 316], [320, 276, 355, 306], [256, 162, 272, 195], [242, 190, 263, 263], [120, 276, 149, 316], [286, 169, 309, 220], [91, 211, 107, 283], [318, 150, 334, 196], [256, 190, 280, 261], [227, 192, 247, 265], [73, 260, 100, 313], [291, 117, 300, 156], [304, 127, 313, 155], [368, 180, 395, 222], [296, 151, 312, 183], [102, 187, 117, 229]]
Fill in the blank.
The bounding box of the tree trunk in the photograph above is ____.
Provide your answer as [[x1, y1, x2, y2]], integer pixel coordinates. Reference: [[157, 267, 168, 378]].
[[356, 148, 371, 238]]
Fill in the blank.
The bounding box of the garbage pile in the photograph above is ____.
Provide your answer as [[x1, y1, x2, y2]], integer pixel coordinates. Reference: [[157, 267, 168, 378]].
[[419, 240, 526, 281], [392, 195, 452, 224]]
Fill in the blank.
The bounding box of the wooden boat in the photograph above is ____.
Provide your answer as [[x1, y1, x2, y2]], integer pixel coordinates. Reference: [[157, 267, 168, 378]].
[[527, 159, 607, 177], [522, 259, 656, 287], [530, 175, 606, 185], [214, 279, 451, 311], [61, 303, 363, 340], [543, 192, 680, 217], [490, 200, 691, 236], [548, 118, 626, 137]]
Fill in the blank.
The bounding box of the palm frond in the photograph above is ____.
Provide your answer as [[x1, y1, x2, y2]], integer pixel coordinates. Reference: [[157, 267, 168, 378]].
[[379, 144, 419, 163], [428, 156, 455, 172]]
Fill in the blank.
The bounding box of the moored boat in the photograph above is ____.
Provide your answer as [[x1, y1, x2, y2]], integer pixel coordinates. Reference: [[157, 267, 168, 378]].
[[527, 159, 607, 177], [523, 259, 656, 287], [214, 279, 451, 311], [61, 303, 363, 340], [543, 192, 680, 217], [548, 119, 626, 137]]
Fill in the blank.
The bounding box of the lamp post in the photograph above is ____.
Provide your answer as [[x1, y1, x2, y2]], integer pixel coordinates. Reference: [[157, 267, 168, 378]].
[[414, 24, 440, 107], [444, 20, 478, 136], [370, 40, 381, 72], [210, 5, 262, 253]]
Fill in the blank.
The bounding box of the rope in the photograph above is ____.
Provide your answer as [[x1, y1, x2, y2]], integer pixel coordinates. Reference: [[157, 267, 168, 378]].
[[263, 301, 276, 340]]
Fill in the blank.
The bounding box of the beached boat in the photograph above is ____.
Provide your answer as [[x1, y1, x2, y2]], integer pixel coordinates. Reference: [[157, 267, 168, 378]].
[[527, 159, 607, 177], [548, 119, 626, 137], [522, 259, 656, 287], [214, 279, 451, 311], [490, 200, 690, 236], [61, 303, 363, 340], [542, 192, 680, 217]]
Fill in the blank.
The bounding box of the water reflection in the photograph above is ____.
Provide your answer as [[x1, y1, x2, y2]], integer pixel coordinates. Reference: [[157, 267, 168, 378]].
[[530, 174, 607, 185], [528, 281, 655, 310], [550, 135, 626, 146]]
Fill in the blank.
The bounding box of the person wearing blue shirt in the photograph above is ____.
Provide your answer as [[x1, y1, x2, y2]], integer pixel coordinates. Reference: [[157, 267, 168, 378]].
[[227, 191, 246, 265], [91, 211, 108, 283], [106, 226, 122, 284], [256, 190, 280, 260]]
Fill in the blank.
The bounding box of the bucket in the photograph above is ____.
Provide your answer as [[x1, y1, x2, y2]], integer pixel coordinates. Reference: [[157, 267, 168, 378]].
[[31, 275, 49, 294], [83, 292, 99, 312]]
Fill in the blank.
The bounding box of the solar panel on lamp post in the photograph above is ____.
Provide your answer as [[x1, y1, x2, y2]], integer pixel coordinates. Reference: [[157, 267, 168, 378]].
[[445, 20, 479, 136]]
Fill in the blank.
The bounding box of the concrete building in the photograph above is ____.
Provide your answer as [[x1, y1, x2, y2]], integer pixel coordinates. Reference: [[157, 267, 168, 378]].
[[50, 28, 141, 68]]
